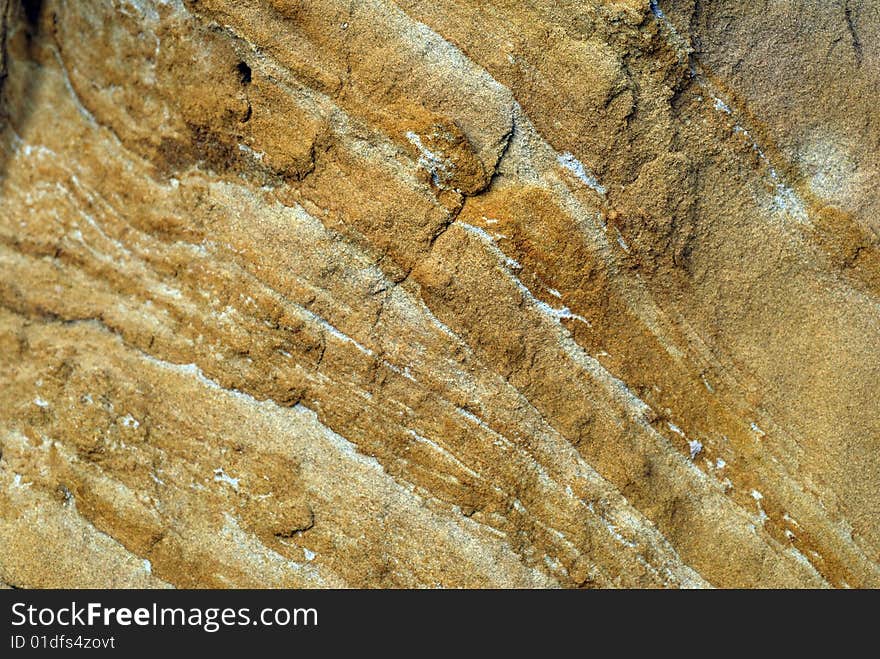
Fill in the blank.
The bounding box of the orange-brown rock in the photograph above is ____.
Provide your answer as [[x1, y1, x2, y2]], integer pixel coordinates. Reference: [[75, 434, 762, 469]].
[[0, 0, 877, 588]]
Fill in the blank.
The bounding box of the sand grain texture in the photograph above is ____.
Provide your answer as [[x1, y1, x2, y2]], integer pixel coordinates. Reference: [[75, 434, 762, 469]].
[[0, 0, 878, 588]]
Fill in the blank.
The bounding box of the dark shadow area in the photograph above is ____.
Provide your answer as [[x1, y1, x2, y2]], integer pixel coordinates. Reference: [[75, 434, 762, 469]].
[[20, 0, 40, 24], [0, 0, 48, 192], [236, 60, 252, 85]]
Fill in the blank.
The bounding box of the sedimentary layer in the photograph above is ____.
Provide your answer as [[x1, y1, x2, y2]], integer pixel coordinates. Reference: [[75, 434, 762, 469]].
[[0, 0, 878, 588]]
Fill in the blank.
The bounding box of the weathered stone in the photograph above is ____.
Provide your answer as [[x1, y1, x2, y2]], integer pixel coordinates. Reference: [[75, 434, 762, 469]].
[[0, 0, 877, 588]]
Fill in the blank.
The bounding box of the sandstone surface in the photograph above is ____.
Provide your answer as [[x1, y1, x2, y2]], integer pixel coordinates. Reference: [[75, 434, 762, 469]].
[[0, 0, 878, 588]]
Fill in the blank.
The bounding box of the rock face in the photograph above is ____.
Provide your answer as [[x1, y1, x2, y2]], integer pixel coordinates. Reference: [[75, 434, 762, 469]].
[[0, 0, 877, 588]]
